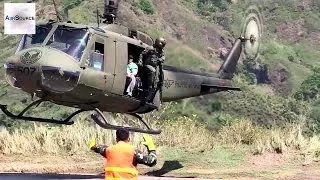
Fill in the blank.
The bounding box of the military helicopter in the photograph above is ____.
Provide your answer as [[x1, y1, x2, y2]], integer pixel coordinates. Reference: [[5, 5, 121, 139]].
[[0, 0, 263, 134]]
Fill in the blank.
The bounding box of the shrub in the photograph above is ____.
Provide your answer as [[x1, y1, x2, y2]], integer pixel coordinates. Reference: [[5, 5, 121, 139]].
[[137, 0, 154, 15]]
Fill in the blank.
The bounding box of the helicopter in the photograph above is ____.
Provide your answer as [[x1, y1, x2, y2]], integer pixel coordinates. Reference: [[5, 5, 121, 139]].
[[0, 0, 263, 135]]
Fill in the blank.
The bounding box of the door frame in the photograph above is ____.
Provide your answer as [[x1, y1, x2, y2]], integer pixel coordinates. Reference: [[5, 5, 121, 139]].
[[79, 33, 115, 93], [111, 39, 128, 94]]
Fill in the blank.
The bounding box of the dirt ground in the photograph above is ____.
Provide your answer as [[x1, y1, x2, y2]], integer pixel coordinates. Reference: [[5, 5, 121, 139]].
[[0, 150, 320, 180]]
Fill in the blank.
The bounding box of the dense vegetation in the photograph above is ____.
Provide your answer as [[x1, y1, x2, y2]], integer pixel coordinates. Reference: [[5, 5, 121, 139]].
[[176, 0, 320, 134]]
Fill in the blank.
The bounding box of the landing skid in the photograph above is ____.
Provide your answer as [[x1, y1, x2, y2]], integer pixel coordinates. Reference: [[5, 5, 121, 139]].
[[0, 100, 161, 135], [0, 100, 85, 125], [91, 108, 162, 135]]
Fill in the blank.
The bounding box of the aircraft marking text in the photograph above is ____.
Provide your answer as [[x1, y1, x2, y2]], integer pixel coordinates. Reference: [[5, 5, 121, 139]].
[[163, 78, 200, 89], [174, 80, 200, 89], [163, 78, 174, 88], [17, 66, 36, 76]]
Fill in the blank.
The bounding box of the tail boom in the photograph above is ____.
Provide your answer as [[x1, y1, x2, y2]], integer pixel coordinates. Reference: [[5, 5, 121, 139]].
[[161, 68, 240, 102]]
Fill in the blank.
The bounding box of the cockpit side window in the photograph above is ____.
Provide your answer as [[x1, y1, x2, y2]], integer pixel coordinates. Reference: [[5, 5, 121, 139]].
[[87, 41, 105, 71]]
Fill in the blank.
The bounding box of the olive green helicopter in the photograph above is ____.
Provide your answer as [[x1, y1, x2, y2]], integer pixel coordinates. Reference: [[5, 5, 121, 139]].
[[0, 0, 263, 134]]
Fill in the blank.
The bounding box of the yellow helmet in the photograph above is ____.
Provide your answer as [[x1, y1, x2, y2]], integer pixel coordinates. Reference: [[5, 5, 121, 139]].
[[154, 37, 166, 49]]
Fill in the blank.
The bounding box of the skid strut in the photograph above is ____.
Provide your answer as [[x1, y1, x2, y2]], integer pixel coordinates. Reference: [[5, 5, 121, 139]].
[[0, 100, 85, 125], [91, 108, 162, 135]]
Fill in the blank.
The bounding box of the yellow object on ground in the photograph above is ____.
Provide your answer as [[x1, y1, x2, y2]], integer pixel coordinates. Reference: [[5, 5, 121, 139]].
[[89, 138, 96, 149]]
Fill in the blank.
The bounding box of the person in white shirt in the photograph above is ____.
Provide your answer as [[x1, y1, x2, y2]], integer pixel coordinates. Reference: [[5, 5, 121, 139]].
[[126, 55, 138, 96]]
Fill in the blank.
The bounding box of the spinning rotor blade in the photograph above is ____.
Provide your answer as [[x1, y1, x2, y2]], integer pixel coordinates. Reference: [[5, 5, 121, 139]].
[[241, 5, 264, 61], [218, 4, 264, 79]]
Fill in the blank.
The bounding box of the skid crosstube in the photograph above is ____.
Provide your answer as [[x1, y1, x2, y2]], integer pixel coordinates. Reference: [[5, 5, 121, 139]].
[[91, 108, 162, 135]]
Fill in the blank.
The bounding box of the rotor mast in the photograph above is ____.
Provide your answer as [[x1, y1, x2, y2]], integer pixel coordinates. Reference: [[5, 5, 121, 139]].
[[101, 0, 120, 24]]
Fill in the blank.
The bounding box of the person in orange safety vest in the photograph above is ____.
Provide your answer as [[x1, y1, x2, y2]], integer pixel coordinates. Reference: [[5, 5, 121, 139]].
[[89, 128, 157, 180]]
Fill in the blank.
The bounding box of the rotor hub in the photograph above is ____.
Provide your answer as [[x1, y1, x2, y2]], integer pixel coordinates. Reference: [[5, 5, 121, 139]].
[[249, 34, 256, 44]]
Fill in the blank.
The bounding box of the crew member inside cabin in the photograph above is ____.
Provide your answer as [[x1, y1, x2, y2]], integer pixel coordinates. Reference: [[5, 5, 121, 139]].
[[126, 55, 138, 96]]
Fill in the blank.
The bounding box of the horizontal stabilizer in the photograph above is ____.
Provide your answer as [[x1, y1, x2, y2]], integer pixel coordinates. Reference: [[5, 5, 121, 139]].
[[201, 84, 241, 91]]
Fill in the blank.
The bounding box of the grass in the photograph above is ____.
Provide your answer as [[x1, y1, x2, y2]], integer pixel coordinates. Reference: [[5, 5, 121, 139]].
[[0, 107, 320, 178], [144, 28, 165, 40], [165, 43, 211, 71], [0, 112, 320, 161], [68, 0, 102, 24]]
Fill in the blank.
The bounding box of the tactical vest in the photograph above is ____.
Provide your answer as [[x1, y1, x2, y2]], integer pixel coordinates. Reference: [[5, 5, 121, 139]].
[[105, 141, 138, 180], [143, 50, 158, 67]]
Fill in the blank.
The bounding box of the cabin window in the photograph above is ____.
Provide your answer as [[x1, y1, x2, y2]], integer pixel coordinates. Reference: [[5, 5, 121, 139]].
[[45, 25, 89, 61], [88, 42, 105, 71]]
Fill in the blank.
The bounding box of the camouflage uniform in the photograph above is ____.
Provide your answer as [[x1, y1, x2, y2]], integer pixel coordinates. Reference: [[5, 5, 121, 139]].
[[156, 48, 165, 96], [139, 38, 166, 103]]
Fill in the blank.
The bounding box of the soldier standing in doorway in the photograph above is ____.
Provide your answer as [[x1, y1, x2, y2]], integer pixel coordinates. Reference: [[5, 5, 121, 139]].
[[155, 38, 166, 96], [139, 37, 167, 104]]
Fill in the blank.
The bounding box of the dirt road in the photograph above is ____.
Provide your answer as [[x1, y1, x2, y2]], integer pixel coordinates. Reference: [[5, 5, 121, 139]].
[[0, 173, 210, 180]]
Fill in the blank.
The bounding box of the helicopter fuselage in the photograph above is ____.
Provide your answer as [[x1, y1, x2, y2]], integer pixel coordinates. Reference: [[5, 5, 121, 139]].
[[3, 21, 240, 115], [4, 46, 233, 114]]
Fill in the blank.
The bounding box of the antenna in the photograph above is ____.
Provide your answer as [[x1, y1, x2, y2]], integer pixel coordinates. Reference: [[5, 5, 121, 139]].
[[96, 7, 100, 27]]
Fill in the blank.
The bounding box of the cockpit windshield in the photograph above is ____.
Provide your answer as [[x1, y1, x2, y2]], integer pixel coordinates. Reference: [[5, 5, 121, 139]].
[[15, 24, 53, 53], [45, 25, 89, 61]]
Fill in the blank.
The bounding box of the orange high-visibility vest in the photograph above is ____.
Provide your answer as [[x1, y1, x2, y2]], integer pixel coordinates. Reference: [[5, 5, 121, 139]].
[[105, 141, 138, 180]]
